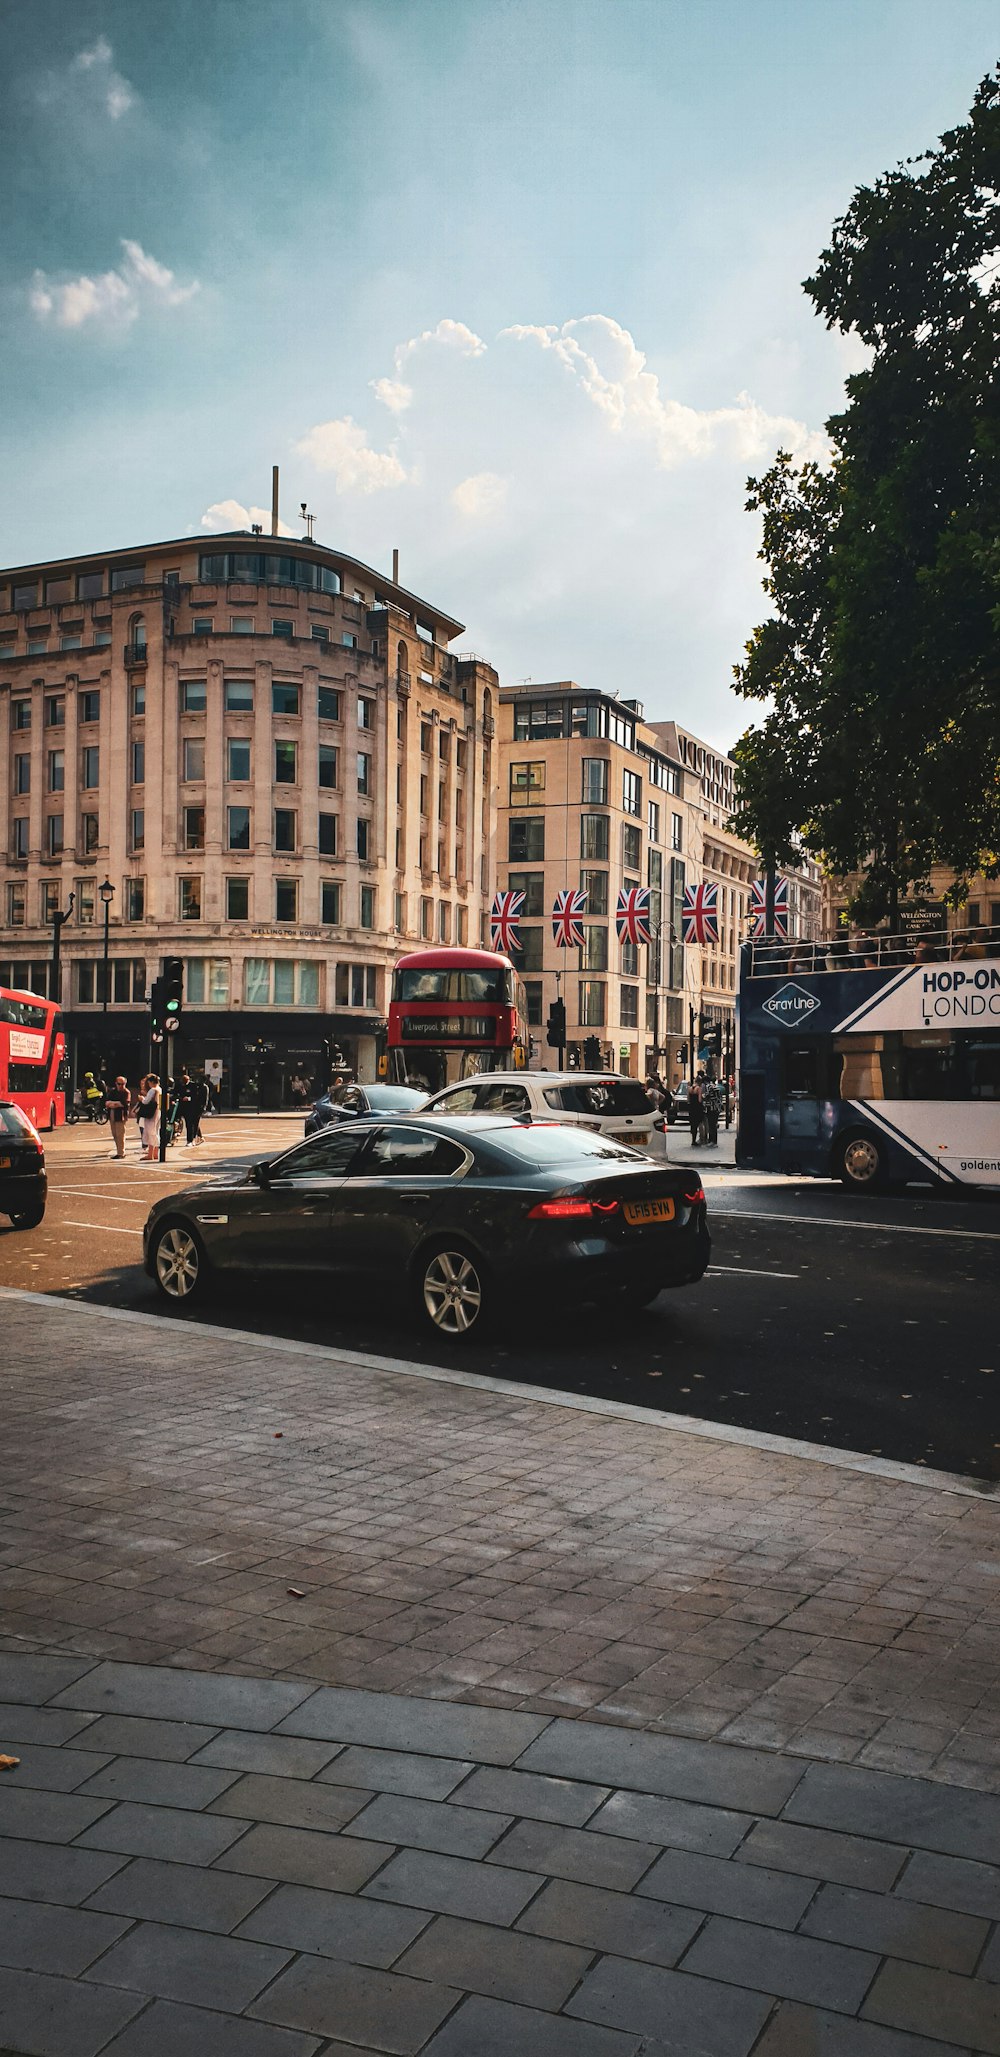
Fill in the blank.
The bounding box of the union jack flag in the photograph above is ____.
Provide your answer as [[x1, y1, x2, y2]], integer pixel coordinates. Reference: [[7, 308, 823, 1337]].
[[551, 887, 588, 948], [616, 884, 653, 947], [490, 888, 525, 954], [749, 875, 790, 940], [681, 881, 720, 946]]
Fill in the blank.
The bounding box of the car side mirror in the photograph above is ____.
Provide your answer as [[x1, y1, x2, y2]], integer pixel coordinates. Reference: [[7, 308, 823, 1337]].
[[253, 1161, 271, 1187]]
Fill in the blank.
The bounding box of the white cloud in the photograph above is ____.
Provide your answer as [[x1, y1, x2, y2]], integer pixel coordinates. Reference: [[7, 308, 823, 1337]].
[[64, 37, 135, 119], [200, 500, 296, 537], [295, 416, 406, 494], [371, 318, 487, 412], [29, 240, 199, 331], [501, 315, 829, 467], [451, 471, 508, 519]]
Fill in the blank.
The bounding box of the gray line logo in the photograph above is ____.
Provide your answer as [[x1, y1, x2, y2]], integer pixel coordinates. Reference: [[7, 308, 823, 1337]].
[[761, 981, 821, 1025]]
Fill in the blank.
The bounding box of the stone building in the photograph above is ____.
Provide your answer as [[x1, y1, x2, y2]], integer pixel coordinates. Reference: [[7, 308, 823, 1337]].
[[0, 531, 497, 1104]]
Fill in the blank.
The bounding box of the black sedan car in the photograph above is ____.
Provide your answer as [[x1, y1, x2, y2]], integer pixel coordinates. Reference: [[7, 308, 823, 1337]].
[[304, 1082, 427, 1136], [0, 1102, 47, 1229], [143, 1114, 710, 1340]]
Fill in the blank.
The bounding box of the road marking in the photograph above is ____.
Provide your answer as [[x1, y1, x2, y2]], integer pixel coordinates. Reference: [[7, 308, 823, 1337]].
[[58, 1220, 143, 1236], [710, 1264, 800, 1279], [51, 1189, 151, 1205], [1, 1285, 994, 1502], [710, 1208, 1000, 1242]]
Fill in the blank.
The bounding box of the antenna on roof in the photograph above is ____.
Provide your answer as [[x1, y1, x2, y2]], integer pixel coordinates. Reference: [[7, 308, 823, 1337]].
[[271, 466, 280, 536], [300, 502, 316, 541], [392, 547, 399, 584]]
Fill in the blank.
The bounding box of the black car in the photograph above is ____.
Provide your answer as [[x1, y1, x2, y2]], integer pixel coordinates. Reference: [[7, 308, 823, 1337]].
[[143, 1114, 710, 1340], [304, 1082, 427, 1136], [0, 1102, 47, 1229]]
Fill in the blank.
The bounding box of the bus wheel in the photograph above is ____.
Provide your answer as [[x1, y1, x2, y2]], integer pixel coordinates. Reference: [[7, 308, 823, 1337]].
[[836, 1132, 887, 1192]]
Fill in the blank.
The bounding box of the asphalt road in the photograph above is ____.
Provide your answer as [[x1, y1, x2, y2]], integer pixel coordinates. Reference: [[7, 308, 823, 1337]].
[[3, 1118, 999, 1483]]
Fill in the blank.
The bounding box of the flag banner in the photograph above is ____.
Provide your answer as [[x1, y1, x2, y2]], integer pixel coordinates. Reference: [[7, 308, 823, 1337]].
[[749, 876, 789, 940], [490, 888, 525, 954], [616, 883, 653, 947], [681, 880, 720, 945], [551, 887, 588, 948]]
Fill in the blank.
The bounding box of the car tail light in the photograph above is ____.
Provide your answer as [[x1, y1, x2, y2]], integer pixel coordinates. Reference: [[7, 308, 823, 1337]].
[[683, 1186, 705, 1205], [527, 1195, 620, 1219]]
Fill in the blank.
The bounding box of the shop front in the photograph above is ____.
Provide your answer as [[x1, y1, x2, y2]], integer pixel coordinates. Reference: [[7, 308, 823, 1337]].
[[64, 1011, 385, 1111]]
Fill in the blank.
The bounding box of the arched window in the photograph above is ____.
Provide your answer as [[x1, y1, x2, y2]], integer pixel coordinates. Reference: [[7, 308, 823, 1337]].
[[128, 613, 146, 652], [396, 639, 408, 679]]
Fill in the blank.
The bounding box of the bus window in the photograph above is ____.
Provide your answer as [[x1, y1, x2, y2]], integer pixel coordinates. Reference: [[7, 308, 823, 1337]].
[[965, 1035, 1000, 1100], [900, 1031, 959, 1100], [393, 966, 510, 1003], [833, 1033, 896, 1100], [782, 1040, 829, 1099]]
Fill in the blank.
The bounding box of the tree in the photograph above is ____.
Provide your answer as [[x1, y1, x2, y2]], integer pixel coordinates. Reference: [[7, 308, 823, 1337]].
[[731, 70, 1000, 922]]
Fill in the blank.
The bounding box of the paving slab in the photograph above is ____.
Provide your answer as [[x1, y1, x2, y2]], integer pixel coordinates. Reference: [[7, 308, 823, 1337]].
[[0, 1654, 98, 1706], [895, 1849, 1000, 1921], [637, 1845, 816, 1927], [247, 1952, 459, 2053], [0, 1741, 113, 1792], [0, 1896, 131, 1978], [421, 1992, 640, 2056], [786, 1758, 1000, 1865], [77, 1753, 241, 1809], [565, 1953, 772, 2054], [317, 1745, 472, 1800], [98, 1997, 324, 2056], [516, 1719, 804, 1814], [214, 1822, 394, 1892], [681, 1913, 879, 2012], [0, 1785, 113, 1844], [192, 1731, 343, 1780], [362, 1847, 544, 1926], [490, 1814, 660, 1891], [863, 1958, 1000, 2052], [346, 1790, 511, 1858], [393, 1911, 592, 2009], [85, 1856, 275, 1935], [210, 1770, 373, 1834], [0, 1963, 144, 2057], [236, 1882, 430, 1966], [800, 1880, 989, 1974], [0, 1835, 128, 1907], [76, 1798, 251, 1864], [85, 1918, 291, 2012], [752, 2000, 972, 2055], [448, 1764, 608, 1825], [73, 1714, 221, 1761], [588, 1788, 753, 1856], [736, 1817, 907, 1891], [278, 1684, 547, 1764], [51, 1660, 315, 1730], [0, 1703, 99, 1748], [516, 1875, 703, 1966]]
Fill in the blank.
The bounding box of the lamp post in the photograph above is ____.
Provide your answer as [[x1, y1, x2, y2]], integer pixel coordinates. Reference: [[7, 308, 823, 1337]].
[[99, 878, 114, 1013], [50, 892, 75, 1008]]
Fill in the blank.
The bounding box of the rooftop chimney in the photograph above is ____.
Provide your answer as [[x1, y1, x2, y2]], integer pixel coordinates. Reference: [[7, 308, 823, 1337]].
[[271, 466, 279, 537], [392, 547, 399, 584]]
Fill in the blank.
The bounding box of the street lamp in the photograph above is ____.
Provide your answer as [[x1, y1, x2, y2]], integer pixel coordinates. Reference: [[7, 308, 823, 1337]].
[[99, 878, 115, 1013], [49, 892, 75, 1007]]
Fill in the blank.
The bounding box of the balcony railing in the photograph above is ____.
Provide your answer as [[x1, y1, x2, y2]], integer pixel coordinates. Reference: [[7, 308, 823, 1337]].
[[746, 925, 999, 977], [123, 642, 148, 667]]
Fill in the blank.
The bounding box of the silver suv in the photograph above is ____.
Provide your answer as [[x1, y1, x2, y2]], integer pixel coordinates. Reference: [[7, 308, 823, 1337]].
[[423, 1072, 657, 1150]]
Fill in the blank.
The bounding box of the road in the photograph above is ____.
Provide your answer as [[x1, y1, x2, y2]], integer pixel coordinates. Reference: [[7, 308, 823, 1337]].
[[2, 1117, 999, 1483]]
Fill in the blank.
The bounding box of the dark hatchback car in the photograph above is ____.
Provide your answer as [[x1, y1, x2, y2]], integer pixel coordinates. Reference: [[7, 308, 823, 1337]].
[[0, 1102, 47, 1229], [143, 1114, 710, 1340], [304, 1082, 427, 1137]]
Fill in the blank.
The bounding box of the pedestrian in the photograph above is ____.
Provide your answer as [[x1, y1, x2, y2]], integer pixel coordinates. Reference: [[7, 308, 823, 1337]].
[[688, 1076, 703, 1146], [82, 1071, 103, 1120], [104, 1075, 131, 1160], [177, 1069, 208, 1146], [702, 1077, 721, 1146], [163, 1076, 179, 1148], [137, 1074, 161, 1161]]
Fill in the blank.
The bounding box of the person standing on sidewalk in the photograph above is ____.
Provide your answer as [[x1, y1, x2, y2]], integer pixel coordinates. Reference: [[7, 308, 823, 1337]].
[[137, 1074, 161, 1162], [178, 1068, 209, 1146], [702, 1077, 720, 1146], [104, 1075, 132, 1161], [688, 1076, 703, 1146]]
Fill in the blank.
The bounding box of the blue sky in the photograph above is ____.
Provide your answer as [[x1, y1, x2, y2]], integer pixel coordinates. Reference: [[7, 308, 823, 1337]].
[[2, 0, 997, 746]]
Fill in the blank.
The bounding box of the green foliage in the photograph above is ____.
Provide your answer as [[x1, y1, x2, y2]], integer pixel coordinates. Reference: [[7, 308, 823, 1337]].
[[732, 70, 1000, 919]]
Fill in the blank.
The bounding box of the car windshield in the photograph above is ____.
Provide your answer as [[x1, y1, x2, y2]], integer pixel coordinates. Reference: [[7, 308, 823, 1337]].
[[548, 1080, 654, 1117], [362, 1085, 427, 1107], [486, 1126, 641, 1166], [0, 1104, 33, 1136]]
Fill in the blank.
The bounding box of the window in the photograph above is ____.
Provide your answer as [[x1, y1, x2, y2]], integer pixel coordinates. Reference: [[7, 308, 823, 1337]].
[[80, 690, 100, 724], [420, 775, 429, 816], [48, 749, 65, 792], [184, 959, 230, 1008], [27, 638, 49, 656], [580, 869, 608, 916], [13, 583, 38, 610], [227, 737, 251, 782], [130, 810, 144, 852], [273, 1126, 364, 1183], [582, 759, 608, 804], [274, 809, 296, 852], [8, 882, 26, 924], [434, 902, 448, 943], [648, 801, 660, 844], [45, 695, 65, 727], [194, 618, 215, 635], [421, 897, 433, 939], [180, 878, 201, 920], [129, 740, 144, 785], [580, 814, 609, 861], [394, 891, 405, 930], [321, 881, 341, 924], [230, 617, 253, 634], [510, 761, 546, 802], [507, 871, 545, 916], [111, 564, 145, 591], [275, 739, 297, 783], [42, 881, 62, 923], [82, 745, 99, 788], [82, 812, 99, 854], [360, 885, 376, 930], [524, 979, 543, 1026], [342, 632, 358, 649], [272, 683, 300, 715], [226, 876, 249, 920], [228, 806, 251, 851], [621, 939, 639, 977], [76, 962, 95, 1002], [182, 737, 204, 782], [508, 817, 545, 862], [13, 701, 30, 730], [185, 807, 206, 851], [272, 619, 294, 640], [357, 752, 371, 795], [368, 1129, 465, 1178], [318, 686, 340, 721], [519, 927, 543, 972], [318, 813, 337, 856], [357, 818, 370, 860], [623, 823, 641, 870], [276, 880, 298, 922], [47, 814, 64, 855], [13, 754, 30, 795], [94, 631, 111, 647], [225, 678, 254, 711], [60, 634, 82, 651], [578, 981, 606, 1027], [77, 571, 104, 600], [125, 878, 144, 921], [131, 684, 145, 716], [581, 927, 608, 972], [358, 698, 374, 730], [44, 576, 73, 605], [619, 986, 639, 1029], [420, 722, 433, 754], [456, 905, 468, 945], [12, 818, 28, 859], [319, 745, 337, 788], [671, 812, 683, 852], [336, 963, 378, 1009], [438, 782, 446, 821]]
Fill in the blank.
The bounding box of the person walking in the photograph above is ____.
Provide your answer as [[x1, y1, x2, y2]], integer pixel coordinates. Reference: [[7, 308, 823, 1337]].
[[688, 1076, 703, 1146], [137, 1074, 161, 1161], [178, 1068, 209, 1146], [104, 1075, 131, 1160], [163, 1075, 179, 1149], [702, 1077, 721, 1146]]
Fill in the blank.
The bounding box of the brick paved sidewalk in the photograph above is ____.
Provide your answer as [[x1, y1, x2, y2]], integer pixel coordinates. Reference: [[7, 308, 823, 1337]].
[[1, 1650, 1000, 2054], [2, 1292, 999, 1795]]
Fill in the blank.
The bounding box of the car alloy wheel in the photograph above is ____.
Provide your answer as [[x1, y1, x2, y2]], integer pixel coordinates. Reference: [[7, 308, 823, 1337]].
[[422, 1247, 484, 1337], [154, 1222, 203, 1300], [839, 1133, 886, 1190]]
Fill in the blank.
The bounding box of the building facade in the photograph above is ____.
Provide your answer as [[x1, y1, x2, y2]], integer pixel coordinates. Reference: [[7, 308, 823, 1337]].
[[0, 532, 497, 1104]]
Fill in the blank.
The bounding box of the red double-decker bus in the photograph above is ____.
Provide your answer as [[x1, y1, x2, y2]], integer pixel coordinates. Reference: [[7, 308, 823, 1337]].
[[0, 986, 67, 1130], [388, 949, 529, 1092]]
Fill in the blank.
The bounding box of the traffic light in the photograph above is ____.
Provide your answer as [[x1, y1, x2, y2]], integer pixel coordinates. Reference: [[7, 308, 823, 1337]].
[[162, 957, 184, 1035], [701, 1021, 722, 1058], [546, 998, 566, 1050], [583, 1035, 602, 1070], [149, 977, 165, 1042]]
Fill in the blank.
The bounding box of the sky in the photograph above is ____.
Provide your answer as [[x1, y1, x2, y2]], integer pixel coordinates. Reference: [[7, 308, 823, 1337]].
[[2, 0, 997, 749]]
